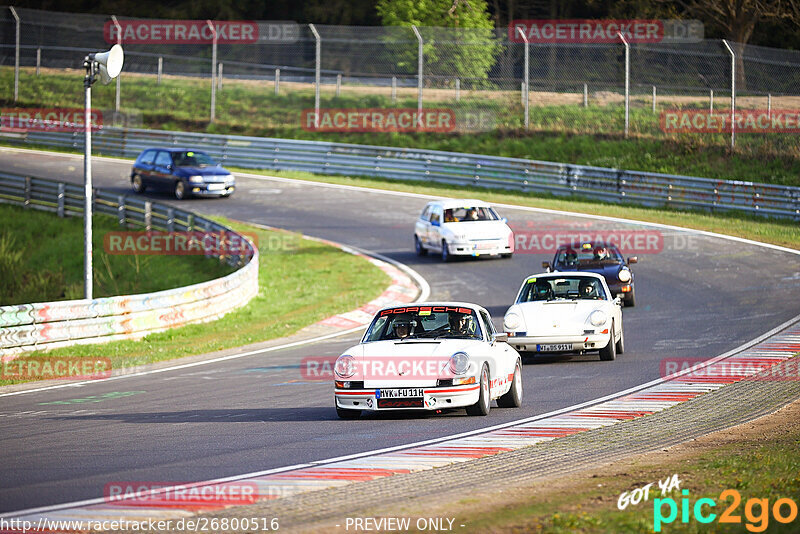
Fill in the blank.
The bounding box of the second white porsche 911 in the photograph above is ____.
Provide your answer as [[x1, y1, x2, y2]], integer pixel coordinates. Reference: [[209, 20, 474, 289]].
[[333, 303, 523, 418], [503, 272, 624, 361]]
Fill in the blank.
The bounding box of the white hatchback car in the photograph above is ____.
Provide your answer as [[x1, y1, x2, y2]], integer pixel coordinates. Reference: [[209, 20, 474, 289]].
[[333, 303, 523, 418], [503, 272, 624, 361], [414, 199, 514, 261]]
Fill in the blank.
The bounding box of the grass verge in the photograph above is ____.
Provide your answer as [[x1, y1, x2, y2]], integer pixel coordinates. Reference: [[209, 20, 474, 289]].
[[0, 203, 234, 305], [0, 215, 390, 386]]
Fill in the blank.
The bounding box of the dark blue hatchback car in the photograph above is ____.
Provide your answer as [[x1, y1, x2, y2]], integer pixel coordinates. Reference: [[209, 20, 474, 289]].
[[130, 148, 235, 199]]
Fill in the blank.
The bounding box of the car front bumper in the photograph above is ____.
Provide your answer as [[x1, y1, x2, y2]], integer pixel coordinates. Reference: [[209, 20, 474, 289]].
[[190, 184, 235, 196], [448, 240, 512, 257], [334, 383, 480, 411], [504, 333, 610, 353]]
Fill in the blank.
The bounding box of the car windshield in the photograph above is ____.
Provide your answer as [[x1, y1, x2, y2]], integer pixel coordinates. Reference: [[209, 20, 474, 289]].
[[518, 276, 607, 302], [443, 206, 498, 223], [172, 151, 217, 167], [364, 306, 483, 342], [556, 245, 623, 266]]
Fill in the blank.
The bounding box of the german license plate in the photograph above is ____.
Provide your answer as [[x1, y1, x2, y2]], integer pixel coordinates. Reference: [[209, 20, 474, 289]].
[[536, 343, 572, 352], [377, 388, 424, 398], [207, 183, 226, 190], [474, 242, 495, 250]]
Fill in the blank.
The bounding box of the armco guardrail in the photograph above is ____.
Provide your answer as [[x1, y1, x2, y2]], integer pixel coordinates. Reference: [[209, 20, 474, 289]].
[[0, 172, 258, 355], [2, 127, 800, 220]]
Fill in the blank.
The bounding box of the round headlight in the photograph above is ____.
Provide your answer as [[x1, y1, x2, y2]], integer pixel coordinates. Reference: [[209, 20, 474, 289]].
[[590, 310, 608, 327], [188, 175, 204, 183], [448, 352, 470, 375], [618, 269, 632, 282], [334, 355, 356, 378], [504, 312, 521, 330]]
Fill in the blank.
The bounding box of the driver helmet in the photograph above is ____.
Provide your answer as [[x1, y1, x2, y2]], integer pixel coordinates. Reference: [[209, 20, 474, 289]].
[[392, 315, 416, 338], [579, 278, 596, 298]]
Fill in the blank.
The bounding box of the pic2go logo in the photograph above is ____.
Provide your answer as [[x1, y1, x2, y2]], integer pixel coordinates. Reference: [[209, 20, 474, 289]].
[[653, 489, 799, 532]]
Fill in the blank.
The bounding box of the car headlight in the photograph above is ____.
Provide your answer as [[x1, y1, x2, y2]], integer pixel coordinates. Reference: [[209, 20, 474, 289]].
[[504, 312, 521, 330], [618, 269, 632, 282], [334, 355, 356, 378], [590, 310, 608, 327], [188, 175, 204, 183], [223, 174, 235, 183], [447, 352, 470, 375]]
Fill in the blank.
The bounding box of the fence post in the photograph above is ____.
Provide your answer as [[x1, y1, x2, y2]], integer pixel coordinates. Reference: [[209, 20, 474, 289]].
[[722, 39, 735, 149], [36, 48, 41, 76], [768, 93, 771, 118], [411, 25, 424, 129], [336, 73, 341, 97], [652, 86, 656, 112], [10, 7, 19, 102], [617, 32, 630, 138], [455, 78, 460, 102], [516, 27, 529, 130], [275, 68, 280, 95], [710, 89, 714, 112], [157, 57, 162, 84], [309, 24, 321, 128], [117, 195, 125, 225], [167, 207, 175, 232], [24, 176, 30, 207], [583, 83, 588, 107], [57, 183, 65, 217], [206, 20, 217, 122], [111, 16, 122, 112], [144, 201, 152, 231], [391, 76, 397, 103], [218, 62, 223, 90]]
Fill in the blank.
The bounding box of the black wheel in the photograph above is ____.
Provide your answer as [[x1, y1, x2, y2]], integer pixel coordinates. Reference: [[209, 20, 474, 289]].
[[414, 234, 427, 256], [131, 174, 145, 194], [466, 364, 491, 416], [336, 406, 361, 419], [174, 180, 187, 200], [497, 360, 523, 408], [624, 291, 636, 307], [599, 323, 617, 361], [616, 323, 625, 354], [441, 240, 451, 262]]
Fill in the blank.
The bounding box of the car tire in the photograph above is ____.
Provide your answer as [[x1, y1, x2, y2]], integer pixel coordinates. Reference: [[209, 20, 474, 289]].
[[599, 323, 617, 361], [414, 234, 427, 256], [501, 253, 513, 259], [174, 180, 187, 200], [131, 174, 146, 194], [441, 240, 451, 263], [497, 360, 522, 408], [336, 406, 361, 419], [625, 291, 636, 307], [616, 323, 625, 354], [466, 364, 491, 416]]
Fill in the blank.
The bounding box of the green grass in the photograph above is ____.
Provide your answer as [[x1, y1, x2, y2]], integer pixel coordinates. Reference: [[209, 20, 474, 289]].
[[2, 67, 799, 187], [0, 214, 390, 386], [0, 203, 234, 305]]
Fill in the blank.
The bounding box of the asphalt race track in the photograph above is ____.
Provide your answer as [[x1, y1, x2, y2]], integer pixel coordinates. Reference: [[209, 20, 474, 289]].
[[1, 148, 799, 513]]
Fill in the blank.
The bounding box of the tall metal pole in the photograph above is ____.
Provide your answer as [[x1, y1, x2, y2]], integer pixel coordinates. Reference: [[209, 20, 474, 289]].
[[112, 16, 122, 112], [516, 27, 529, 130], [10, 7, 19, 102], [411, 25, 423, 129], [618, 32, 630, 138], [83, 58, 95, 300], [722, 39, 735, 149], [206, 20, 217, 122], [309, 24, 321, 128]]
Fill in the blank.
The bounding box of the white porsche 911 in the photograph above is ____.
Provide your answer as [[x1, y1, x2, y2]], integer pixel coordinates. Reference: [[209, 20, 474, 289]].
[[414, 199, 514, 261], [503, 272, 624, 361], [333, 303, 523, 418]]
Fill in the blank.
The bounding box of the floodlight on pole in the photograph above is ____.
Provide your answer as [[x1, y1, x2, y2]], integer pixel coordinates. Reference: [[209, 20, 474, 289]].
[[82, 44, 124, 300]]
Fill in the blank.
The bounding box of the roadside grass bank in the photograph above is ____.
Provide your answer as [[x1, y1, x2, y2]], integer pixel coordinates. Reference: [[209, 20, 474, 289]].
[[415, 399, 800, 533], [1, 67, 798, 187], [0, 215, 389, 386], [0, 203, 234, 306], [237, 168, 800, 250]]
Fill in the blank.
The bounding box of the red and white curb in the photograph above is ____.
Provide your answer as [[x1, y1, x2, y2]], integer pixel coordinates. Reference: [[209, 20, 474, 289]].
[[5, 316, 799, 528]]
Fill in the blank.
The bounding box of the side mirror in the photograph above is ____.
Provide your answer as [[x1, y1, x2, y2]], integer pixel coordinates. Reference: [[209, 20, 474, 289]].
[[627, 257, 638, 265], [493, 333, 508, 344], [614, 296, 622, 306], [431, 219, 440, 227], [166, 164, 173, 171], [501, 217, 508, 224], [541, 261, 551, 272]]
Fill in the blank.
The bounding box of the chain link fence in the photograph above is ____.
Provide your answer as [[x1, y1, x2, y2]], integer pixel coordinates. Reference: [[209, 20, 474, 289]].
[[1, 6, 799, 149]]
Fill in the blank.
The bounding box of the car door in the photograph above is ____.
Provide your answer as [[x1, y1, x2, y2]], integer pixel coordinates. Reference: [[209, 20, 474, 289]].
[[134, 149, 156, 186], [152, 150, 175, 190], [428, 205, 443, 250], [415, 204, 432, 245], [479, 309, 513, 394]]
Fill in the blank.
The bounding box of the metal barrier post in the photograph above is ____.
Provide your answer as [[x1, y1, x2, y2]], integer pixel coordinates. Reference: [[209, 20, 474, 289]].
[[652, 86, 656, 112], [710, 89, 714, 112], [336, 73, 341, 97], [144, 201, 152, 231], [57, 183, 65, 217], [111, 16, 122, 112], [10, 7, 19, 102], [455, 78, 460, 102], [157, 57, 162, 84], [24, 176, 31, 206], [36, 48, 41, 76], [275, 68, 280, 95], [117, 195, 125, 225], [391, 76, 397, 103], [722, 39, 735, 149], [617, 32, 630, 138], [218, 62, 223, 90], [309, 24, 321, 128], [583, 83, 588, 108], [516, 27, 529, 130], [206, 20, 217, 122], [768, 93, 771, 118], [411, 25, 423, 128]]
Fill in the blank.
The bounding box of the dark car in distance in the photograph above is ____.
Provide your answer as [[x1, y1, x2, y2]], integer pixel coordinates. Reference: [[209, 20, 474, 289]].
[[542, 242, 638, 306], [130, 148, 235, 199]]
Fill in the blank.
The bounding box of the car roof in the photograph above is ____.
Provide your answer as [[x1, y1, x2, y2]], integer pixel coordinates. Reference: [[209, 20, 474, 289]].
[[524, 272, 606, 281], [426, 199, 493, 210], [556, 241, 622, 252], [140, 148, 210, 154]]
